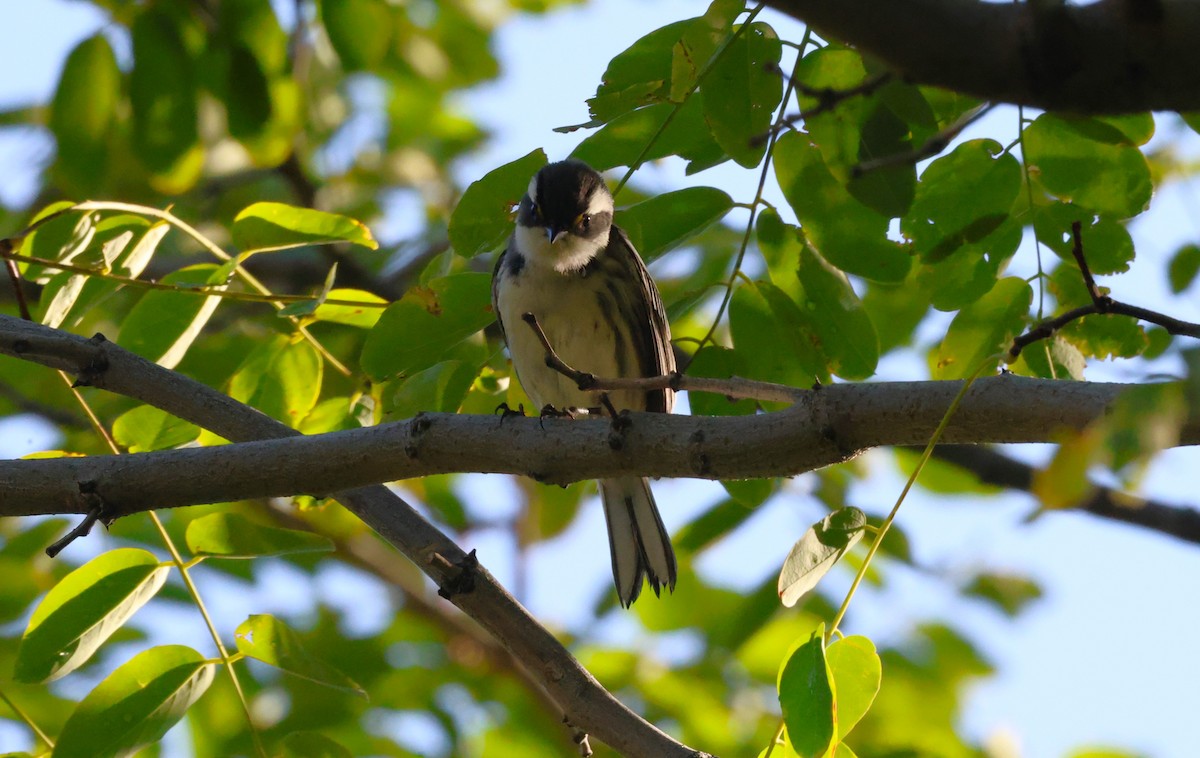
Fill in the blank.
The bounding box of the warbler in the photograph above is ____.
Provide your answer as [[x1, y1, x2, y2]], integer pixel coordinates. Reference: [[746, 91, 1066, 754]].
[[491, 159, 676, 607]]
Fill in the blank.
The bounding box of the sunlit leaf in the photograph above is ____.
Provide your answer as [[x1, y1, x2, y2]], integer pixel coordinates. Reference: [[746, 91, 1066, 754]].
[[571, 98, 727, 173], [321, 0, 392, 71], [232, 202, 377, 254], [53, 645, 215, 758], [117, 264, 227, 369], [186, 513, 333, 559], [778, 507, 866, 607], [449, 149, 546, 258], [1168, 243, 1200, 294], [229, 335, 323, 428], [310, 288, 387, 328], [130, 10, 200, 180], [932, 277, 1031, 380], [360, 272, 493, 382], [235, 614, 365, 696], [778, 625, 835, 758], [15, 549, 170, 683], [701, 22, 782, 167], [775, 132, 910, 283], [797, 245, 879, 380], [827, 635, 882, 738], [617, 186, 733, 260], [113, 405, 200, 452]]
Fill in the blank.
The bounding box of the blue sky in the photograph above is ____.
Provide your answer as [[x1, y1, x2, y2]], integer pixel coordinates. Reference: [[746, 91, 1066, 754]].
[[2, 2, 1199, 757]]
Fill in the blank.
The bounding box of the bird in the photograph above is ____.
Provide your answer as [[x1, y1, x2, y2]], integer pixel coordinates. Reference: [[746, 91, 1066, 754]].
[[491, 159, 677, 607]]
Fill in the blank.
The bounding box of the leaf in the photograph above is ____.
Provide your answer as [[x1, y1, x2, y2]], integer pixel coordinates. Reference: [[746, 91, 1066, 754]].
[[826, 635, 882, 739], [15, 548, 170, 683], [117, 264, 227, 369], [321, 0, 392, 71], [448, 150, 547, 258], [50, 34, 120, 193], [281, 731, 355, 758], [617, 186, 733, 260], [774, 132, 910, 283], [112, 405, 200, 452], [222, 45, 273, 140], [778, 625, 835, 758], [904, 139, 1022, 263], [684, 346, 757, 417], [586, 19, 690, 122], [235, 614, 365, 696], [729, 281, 826, 390], [932, 277, 1032, 380], [963, 572, 1044, 617], [229, 335, 323, 428], [53, 645, 215, 758], [310, 288, 387, 328], [186, 513, 333, 559], [778, 507, 867, 607], [360, 272, 494, 382], [1033, 203, 1135, 275], [386, 360, 479, 419], [1023, 113, 1152, 218], [232, 202, 377, 254], [571, 98, 727, 174], [701, 22, 783, 167], [1168, 243, 1200, 294], [130, 9, 201, 180], [797, 246, 879, 380]]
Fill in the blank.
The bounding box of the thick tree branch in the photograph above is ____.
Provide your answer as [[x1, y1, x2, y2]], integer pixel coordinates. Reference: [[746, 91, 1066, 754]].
[[762, 0, 1200, 113], [0, 315, 704, 758], [931, 446, 1200, 545]]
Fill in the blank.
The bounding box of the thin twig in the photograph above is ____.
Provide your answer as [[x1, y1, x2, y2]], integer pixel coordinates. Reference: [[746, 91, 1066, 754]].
[[754, 70, 893, 146], [852, 102, 995, 177]]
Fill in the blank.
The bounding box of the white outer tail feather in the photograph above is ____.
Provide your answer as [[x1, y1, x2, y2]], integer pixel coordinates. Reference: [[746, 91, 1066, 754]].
[[598, 476, 677, 607]]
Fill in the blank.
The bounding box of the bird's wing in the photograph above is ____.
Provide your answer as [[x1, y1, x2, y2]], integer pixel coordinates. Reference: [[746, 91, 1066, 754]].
[[607, 225, 675, 414]]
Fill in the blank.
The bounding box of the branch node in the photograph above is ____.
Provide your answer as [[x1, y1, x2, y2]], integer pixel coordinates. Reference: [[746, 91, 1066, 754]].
[[46, 485, 112, 558], [436, 548, 479, 600]]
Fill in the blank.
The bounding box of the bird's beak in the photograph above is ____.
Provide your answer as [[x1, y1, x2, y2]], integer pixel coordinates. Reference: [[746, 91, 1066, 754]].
[[546, 226, 561, 244]]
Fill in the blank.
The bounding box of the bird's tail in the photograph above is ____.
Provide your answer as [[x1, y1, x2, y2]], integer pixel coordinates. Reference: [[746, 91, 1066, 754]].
[[598, 476, 677, 607]]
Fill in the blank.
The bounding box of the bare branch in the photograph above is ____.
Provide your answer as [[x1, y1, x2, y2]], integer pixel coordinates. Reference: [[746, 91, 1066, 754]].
[[762, 0, 1200, 113]]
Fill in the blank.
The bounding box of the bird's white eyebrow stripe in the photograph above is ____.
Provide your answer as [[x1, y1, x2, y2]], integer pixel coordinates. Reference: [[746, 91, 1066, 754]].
[[527, 176, 538, 202], [586, 188, 614, 216]]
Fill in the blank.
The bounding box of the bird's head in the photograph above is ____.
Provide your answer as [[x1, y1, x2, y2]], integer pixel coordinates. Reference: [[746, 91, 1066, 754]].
[[516, 159, 614, 272]]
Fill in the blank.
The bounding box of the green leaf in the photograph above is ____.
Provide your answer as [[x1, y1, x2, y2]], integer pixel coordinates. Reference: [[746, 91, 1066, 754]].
[[53, 645, 215, 758], [112, 405, 200, 452], [617, 186, 733, 260], [778, 507, 867, 607], [229, 335, 323, 428], [774, 132, 910, 283], [571, 98, 727, 174], [1015, 335, 1086, 380], [963, 572, 1044, 617], [1168, 243, 1200, 294], [50, 35, 120, 193], [1033, 203, 1135, 275], [797, 246, 879, 380], [186, 513, 333, 559], [281, 731, 355, 758], [321, 0, 392, 70], [235, 614, 365, 696], [674, 498, 758, 555], [1023, 114, 1152, 218], [117, 264, 226, 369], [795, 47, 869, 174], [916, 217, 1022, 312], [778, 625, 835, 758], [846, 102, 917, 218], [360, 272, 494, 381], [826, 635, 882, 739], [933, 277, 1032, 380], [310, 288, 387, 328], [449, 150, 546, 258], [669, 0, 742, 102], [232, 202, 377, 254], [15, 548, 170, 683], [586, 20, 690, 122], [386, 360, 479, 419], [222, 44, 273, 140], [904, 139, 1021, 263], [730, 281, 825, 390], [685, 346, 758, 416], [701, 22, 782, 167], [130, 10, 200, 178]]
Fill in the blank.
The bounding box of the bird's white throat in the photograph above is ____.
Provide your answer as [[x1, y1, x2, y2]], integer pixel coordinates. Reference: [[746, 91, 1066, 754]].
[[515, 224, 610, 274]]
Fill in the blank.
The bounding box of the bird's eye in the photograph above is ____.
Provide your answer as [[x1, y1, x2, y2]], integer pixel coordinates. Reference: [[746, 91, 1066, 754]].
[[579, 214, 591, 230], [529, 202, 542, 223]]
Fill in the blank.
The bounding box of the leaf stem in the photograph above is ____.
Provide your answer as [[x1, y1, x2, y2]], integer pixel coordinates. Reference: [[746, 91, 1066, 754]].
[[0, 685, 54, 750]]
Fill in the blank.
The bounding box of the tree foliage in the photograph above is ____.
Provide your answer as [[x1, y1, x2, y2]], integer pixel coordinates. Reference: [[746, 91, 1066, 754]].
[[0, 1, 1196, 756]]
